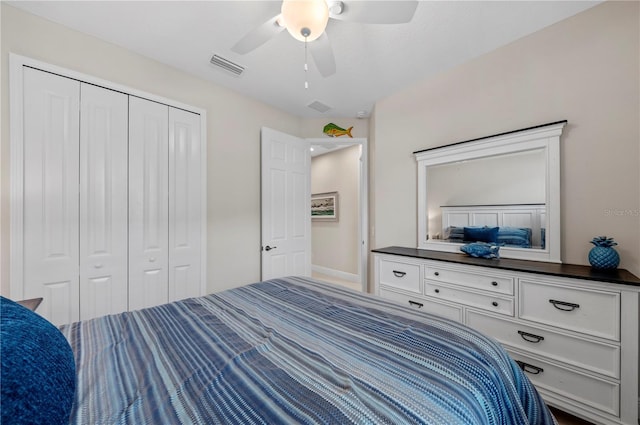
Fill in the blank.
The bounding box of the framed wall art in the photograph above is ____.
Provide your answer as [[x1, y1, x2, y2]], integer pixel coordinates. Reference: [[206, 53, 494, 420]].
[[311, 192, 338, 221]]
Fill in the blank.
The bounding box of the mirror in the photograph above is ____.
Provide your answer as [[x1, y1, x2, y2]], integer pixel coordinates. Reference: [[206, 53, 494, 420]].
[[415, 121, 566, 263], [427, 149, 546, 248]]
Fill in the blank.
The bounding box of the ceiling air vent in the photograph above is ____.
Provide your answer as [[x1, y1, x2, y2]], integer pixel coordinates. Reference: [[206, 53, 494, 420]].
[[210, 54, 245, 76], [307, 100, 332, 113]]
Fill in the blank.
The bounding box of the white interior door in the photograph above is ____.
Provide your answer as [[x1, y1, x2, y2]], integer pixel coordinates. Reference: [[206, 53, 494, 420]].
[[261, 127, 311, 280], [168, 108, 202, 301], [22, 68, 80, 325], [79, 83, 129, 320], [128, 96, 169, 310]]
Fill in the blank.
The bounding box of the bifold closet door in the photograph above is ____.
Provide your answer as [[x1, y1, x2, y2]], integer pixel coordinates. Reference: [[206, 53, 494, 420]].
[[128, 96, 169, 310], [22, 68, 80, 326], [79, 84, 129, 320], [168, 108, 202, 301]]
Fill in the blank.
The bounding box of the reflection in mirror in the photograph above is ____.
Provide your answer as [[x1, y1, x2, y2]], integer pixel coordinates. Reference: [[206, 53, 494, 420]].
[[427, 149, 546, 250], [414, 121, 566, 263]]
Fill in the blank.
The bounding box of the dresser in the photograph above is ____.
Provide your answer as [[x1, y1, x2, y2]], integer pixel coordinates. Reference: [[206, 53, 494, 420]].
[[373, 247, 640, 425]]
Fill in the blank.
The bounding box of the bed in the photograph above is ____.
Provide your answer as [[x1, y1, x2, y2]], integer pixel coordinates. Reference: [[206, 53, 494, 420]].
[[54, 276, 556, 425], [440, 204, 546, 249]]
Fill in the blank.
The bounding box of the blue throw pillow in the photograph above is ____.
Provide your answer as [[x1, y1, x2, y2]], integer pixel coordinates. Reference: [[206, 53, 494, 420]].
[[463, 226, 499, 243], [497, 227, 532, 248], [1, 296, 76, 425]]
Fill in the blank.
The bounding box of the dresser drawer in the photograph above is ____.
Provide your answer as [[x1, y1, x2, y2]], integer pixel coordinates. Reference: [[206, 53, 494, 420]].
[[509, 352, 619, 417], [425, 281, 514, 316], [378, 258, 421, 293], [467, 310, 620, 379], [379, 288, 462, 322], [519, 280, 620, 341], [425, 264, 514, 295]]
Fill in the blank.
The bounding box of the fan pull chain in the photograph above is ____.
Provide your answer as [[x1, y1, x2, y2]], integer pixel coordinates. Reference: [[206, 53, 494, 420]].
[[304, 36, 309, 89]]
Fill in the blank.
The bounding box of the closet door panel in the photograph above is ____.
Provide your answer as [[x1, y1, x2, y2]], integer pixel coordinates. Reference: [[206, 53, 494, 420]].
[[139, 269, 169, 308], [79, 84, 129, 320], [129, 97, 169, 310], [23, 68, 80, 325], [169, 108, 202, 301]]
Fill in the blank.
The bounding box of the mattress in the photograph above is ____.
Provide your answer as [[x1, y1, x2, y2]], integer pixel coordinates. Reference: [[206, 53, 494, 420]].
[[60, 276, 557, 424]]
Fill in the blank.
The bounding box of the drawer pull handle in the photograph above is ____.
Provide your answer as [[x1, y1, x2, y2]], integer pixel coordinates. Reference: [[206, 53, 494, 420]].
[[392, 270, 406, 278], [434, 271, 440, 276], [408, 300, 424, 308], [549, 299, 580, 311], [518, 330, 545, 343], [491, 281, 498, 286], [515, 360, 544, 375], [492, 301, 499, 307], [434, 289, 440, 294]]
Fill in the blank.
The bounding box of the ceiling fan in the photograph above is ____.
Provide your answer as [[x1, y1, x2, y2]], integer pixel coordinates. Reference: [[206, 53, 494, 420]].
[[231, 0, 418, 78]]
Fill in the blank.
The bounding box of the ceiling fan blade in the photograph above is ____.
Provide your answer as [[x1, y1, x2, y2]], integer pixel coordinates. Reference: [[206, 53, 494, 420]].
[[309, 32, 336, 78], [329, 1, 418, 24], [231, 15, 284, 54]]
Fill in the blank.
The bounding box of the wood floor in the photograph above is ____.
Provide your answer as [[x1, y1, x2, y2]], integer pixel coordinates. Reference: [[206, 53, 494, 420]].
[[550, 407, 594, 424]]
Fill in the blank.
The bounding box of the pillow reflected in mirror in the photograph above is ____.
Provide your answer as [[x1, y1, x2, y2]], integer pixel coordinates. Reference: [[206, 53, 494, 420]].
[[497, 227, 532, 248], [463, 226, 499, 243]]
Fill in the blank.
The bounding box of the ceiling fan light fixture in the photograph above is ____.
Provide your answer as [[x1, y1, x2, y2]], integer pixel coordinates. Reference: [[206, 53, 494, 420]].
[[281, 0, 329, 42]]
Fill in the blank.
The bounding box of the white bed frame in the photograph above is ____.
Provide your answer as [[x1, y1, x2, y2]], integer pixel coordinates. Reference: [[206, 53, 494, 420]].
[[441, 204, 546, 248]]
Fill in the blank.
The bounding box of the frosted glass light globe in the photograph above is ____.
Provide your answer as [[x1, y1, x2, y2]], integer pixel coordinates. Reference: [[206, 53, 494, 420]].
[[281, 0, 329, 42]]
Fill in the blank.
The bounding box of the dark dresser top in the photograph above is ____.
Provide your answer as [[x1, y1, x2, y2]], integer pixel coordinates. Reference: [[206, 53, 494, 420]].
[[372, 246, 640, 286]]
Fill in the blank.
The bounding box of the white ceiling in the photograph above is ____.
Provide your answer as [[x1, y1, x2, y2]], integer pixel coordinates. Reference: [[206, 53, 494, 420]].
[[9, 0, 600, 118]]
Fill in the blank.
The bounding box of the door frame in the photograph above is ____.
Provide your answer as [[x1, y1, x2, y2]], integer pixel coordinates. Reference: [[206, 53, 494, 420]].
[[8, 54, 208, 299], [308, 137, 368, 292]]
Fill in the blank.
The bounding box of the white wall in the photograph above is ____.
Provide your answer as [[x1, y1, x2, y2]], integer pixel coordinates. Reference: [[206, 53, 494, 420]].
[[0, 4, 302, 296], [3, 1, 638, 299], [311, 145, 360, 276], [372, 1, 640, 276]]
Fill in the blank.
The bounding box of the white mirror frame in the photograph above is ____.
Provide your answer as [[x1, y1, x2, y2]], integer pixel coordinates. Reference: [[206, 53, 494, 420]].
[[415, 121, 566, 263]]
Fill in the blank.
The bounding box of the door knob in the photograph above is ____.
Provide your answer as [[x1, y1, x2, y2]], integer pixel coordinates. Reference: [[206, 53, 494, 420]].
[[264, 246, 277, 251]]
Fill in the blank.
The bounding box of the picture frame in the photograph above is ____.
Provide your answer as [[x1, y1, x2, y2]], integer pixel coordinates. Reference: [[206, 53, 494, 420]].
[[311, 192, 339, 221]]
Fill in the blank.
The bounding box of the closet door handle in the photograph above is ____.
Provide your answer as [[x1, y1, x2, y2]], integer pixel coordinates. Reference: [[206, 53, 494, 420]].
[[94, 263, 103, 269], [408, 300, 424, 308], [549, 299, 580, 311], [264, 246, 277, 252], [392, 270, 406, 278], [518, 330, 545, 343], [149, 257, 156, 263], [515, 360, 544, 375]]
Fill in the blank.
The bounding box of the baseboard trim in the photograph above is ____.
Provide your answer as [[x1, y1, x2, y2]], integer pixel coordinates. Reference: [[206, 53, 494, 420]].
[[312, 265, 359, 283]]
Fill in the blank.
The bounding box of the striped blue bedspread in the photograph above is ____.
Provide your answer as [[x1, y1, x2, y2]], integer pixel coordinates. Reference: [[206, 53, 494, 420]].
[[60, 277, 557, 424]]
